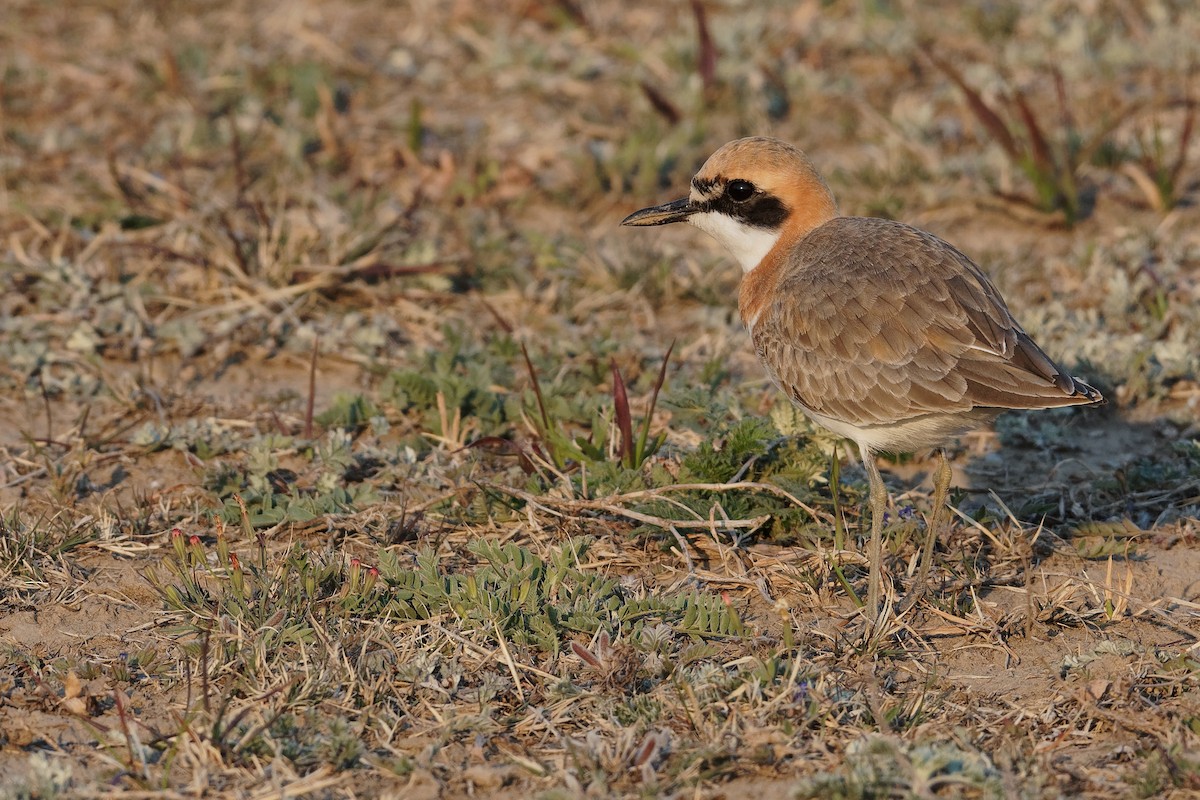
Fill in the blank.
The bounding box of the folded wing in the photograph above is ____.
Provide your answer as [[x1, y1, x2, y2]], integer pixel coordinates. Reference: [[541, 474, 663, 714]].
[[752, 218, 1102, 427]]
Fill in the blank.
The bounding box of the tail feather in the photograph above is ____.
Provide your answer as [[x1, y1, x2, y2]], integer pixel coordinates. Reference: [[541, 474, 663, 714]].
[[1067, 375, 1105, 406]]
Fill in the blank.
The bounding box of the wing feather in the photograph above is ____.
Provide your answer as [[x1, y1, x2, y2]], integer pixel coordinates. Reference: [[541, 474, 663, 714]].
[[750, 217, 1100, 428]]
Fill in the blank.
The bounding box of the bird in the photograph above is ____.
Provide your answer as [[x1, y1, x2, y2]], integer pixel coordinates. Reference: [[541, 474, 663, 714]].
[[621, 136, 1103, 621]]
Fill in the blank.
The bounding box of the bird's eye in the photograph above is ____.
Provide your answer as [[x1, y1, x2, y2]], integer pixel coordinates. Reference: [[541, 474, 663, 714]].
[[727, 180, 755, 202]]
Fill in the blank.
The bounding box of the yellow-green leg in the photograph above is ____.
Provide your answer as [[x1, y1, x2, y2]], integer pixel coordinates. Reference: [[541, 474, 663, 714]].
[[860, 449, 888, 622], [899, 448, 951, 614]]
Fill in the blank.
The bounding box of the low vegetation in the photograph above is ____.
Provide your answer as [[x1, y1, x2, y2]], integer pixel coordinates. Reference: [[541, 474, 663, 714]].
[[1, 1, 1198, 798]]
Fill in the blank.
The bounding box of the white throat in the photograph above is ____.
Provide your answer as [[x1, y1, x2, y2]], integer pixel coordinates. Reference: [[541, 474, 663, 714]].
[[688, 212, 780, 273]]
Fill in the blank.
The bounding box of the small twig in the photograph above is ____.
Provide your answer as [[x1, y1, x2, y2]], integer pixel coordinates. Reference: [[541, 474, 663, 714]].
[[225, 679, 300, 755], [304, 336, 318, 439], [434, 624, 559, 681], [501, 486, 771, 531], [690, 0, 717, 96], [0, 466, 48, 490], [618, 481, 829, 522], [113, 689, 148, 779], [199, 630, 211, 716], [639, 81, 681, 125], [477, 296, 514, 333], [491, 619, 526, 704], [520, 342, 551, 432], [38, 370, 53, 445], [227, 111, 248, 204], [668, 525, 696, 576], [290, 259, 462, 285]]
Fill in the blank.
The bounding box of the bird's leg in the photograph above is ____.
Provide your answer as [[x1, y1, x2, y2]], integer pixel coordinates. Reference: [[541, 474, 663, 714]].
[[900, 448, 951, 614], [860, 450, 888, 621]]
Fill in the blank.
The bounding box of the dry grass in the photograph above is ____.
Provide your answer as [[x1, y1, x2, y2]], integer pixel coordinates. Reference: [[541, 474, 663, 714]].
[[2, 1, 1200, 798]]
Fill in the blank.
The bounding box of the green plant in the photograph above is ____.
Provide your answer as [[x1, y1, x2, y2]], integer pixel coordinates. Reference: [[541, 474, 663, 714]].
[[1121, 98, 1197, 212], [146, 532, 748, 667], [517, 340, 673, 482], [925, 47, 1139, 225], [374, 538, 747, 651], [793, 735, 1006, 799], [315, 394, 379, 433], [624, 416, 832, 546], [384, 329, 517, 447]]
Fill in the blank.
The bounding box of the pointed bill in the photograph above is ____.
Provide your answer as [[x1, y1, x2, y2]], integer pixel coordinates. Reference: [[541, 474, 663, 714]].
[[620, 197, 696, 226]]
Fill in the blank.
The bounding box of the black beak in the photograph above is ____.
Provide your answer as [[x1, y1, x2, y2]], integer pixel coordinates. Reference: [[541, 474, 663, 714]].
[[620, 197, 696, 226]]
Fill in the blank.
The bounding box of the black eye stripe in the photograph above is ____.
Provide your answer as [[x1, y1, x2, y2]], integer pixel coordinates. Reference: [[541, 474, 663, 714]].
[[698, 193, 788, 229]]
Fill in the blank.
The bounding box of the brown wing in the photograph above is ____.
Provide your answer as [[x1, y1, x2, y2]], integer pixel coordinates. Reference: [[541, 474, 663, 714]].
[[751, 218, 1101, 426]]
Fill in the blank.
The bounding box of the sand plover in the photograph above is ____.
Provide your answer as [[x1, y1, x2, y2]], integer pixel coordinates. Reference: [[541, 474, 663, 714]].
[[622, 137, 1103, 620]]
